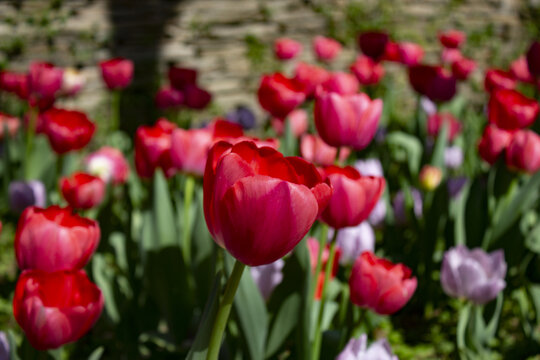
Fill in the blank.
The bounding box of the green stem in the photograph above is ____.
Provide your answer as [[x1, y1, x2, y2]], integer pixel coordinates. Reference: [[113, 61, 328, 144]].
[[182, 175, 196, 267], [24, 106, 38, 179], [310, 224, 328, 300], [206, 260, 246, 360], [311, 230, 338, 360], [56, 154, 65, 180], [111, 91, 121, 132]]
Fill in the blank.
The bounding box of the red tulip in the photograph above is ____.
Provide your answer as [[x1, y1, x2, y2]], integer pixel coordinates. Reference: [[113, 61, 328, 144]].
[[438, 30, 466, 49], [314, 90, 382, 150], [350, 55, 385, 86], [349, 252, 417, 315], [171, 119, 243, 176], [526, 41, 540, 78], [383, 41, 401, 62], [300, 134, 350, 166], [0, 71, 28, 99], [13, 269, 103, 350], [409, 64, 457, 102], [60, 172, 106, 210], [155, 86, 184, 109], [313, 36, 342, 62], [484, 69, 516, 93], [99, 57, 133, 90], [203, 141, 332, 266], [321, 72, 360, 95], [42, 108, 95, 154], [307, 238, 342, 300], [168, 66, 197, 90], [488, 89, 539, 130], [510, 56, 535, 83], [257, 73, 306, 119], [427, 113, 462, 142], [0, 112, 20, 139], [134, 119, 176, 178], [293, 62, 330, 97], [271, 109, 309, 138], [184, 84, 212, 110], [478, 125, 514, 165], [506, 130, 540, 173], [84, 146, 130, 185], [15, 205, 100, 272], [452, 57, 476, 80], [274, 38, 302, 60], [357, 31, 389, 60], [397, 42, 424, 66], [27, 62, 63, 102]]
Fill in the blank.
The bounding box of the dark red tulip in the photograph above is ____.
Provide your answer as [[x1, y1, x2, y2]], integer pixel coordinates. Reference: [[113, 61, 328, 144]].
[[155, 86, 184, 109], [427, 113, 462, 142], [184, 84, 212, 109], [15, 205, 100, 272], [478, 125, 514, 165], [506, 130, 540, 173], [168, 66, 197, 90], [484, 69, 516, 93], [350, 55, 385, 85], [134, 118, 176, 178], [99, 57, 133, 90], [408, 64, 457, 102], [452, 57, 476, 80], [526, 41, 540, 78], [319, 166, 385, 229], [60, 172, 106, 210], [488, 89, 539, 130], [203, 141, 332, 266], [257, 73, 306, 119], [42, 108, 95, 154], [438, 30, 466, 49], [13, 269, 103, 350], [357, 31, 389, 60], [293, 62, 330, 97]]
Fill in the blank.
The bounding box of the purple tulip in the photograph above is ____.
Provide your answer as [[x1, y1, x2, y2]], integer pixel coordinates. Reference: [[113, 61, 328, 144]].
[[420, 96, 437, 116], [337, 334, 398, 360], [447, 176, 468, 198], [444, 145, 463, 169], [250, 259, 284, 300], [355, 159, 387, 226], [8, 180, 46, 213], [0, 331, 8, 360], [226, 105, 256, 130], [330, 222, 375, 265], [441, 245, 506, 305], [393, 188, 422, 224]]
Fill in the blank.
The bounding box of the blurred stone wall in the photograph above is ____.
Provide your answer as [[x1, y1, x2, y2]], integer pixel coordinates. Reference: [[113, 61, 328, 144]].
[[0, 0, 537, 126]]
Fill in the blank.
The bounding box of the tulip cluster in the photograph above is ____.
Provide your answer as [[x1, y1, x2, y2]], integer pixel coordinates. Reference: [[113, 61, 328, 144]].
[[155, 66, 212, 110]]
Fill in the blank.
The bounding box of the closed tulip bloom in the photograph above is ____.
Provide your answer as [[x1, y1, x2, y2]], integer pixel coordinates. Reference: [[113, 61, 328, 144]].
[[258, 73, 306, 119], [322, 72, 360, 95], [271, 109, 308, 137], [510, 56, 535, 83], [441, 245, 506, 304], [168, 66, 197, 90], [60, 172, 106, 210], [155, 86, 184, 109], [250, 259, 285, 300], [397, 42, 424, 66], [99, 57, 133, 90], [350, 55, 385, 86], [452, 57, 476, 80], [15, 205, 100, 272], [0, 112, 20, 139], [27, 62, 63, 101], [9, 180, 46, 213], [314, 91, 382, 150], [488, 89, 539, 130], [274, 38, 302, 60], [331, 222, 375, 265], [13, 269, 104, 350], [526, 41, 540, 78], [484, 69, 516, 93], [349, 252, 417, 315], [134, 119, 176, 178], [409, 64, 457, 102], [382, 41, 400, 62], [438, 30, 466, 48], [419, 165, 442, 190], [84, 146, 130, 185], [300, 134, 350, 166], [42, 108, 95, 154], [337, 334, 398, 360], [203, 141, 332, 266], [357, 31, 389, 60], [60, 68, 85, 97], [320, 166, 385, 229], [478, 125, 514, 165], [313, 36, 342, 61], [293, 62, 330, 97], [184, 84, 212, 110], [505, 130, 540, 173], [427, 112, 462, 142]]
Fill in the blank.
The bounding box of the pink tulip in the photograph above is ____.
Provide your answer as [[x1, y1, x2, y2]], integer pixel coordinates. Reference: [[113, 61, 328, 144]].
[[99, 57, 133, 90], [506, 130, 540, 173], [313, 36, 342, 61], [293, 62, 330, 97], [257, 73, 306, 119], [350, 55, 385, 85], [452, 57, 476, 80], [27, 62, 63, 102], [397, 42, 424, 66], [274, 38, 302, 60], [84, 146, 130, 185], [300, 134, 350, 166], [427, 112, 462, 142], [271, 109, 308, 137], [321, 72, 360, 95], [510, 56, 535, 83], [441, 48, 463, 65]]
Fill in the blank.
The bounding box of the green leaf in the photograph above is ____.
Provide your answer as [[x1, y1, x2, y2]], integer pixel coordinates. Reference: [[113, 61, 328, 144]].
[[430, 122, 448, 169], [150, 169, 178, 249], [525, 223, 540, 253], [88, 347, 105, 360], [386, 132, 422, 176], [7, 330, 21, 360], [92, 253, 120, 323], [265, 293, 301, 358]]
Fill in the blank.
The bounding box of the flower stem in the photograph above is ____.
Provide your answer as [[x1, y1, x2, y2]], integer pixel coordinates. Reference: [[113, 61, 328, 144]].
[[310, 224, 328, 300], [111, 90, 121, 132], [206, 259, 246, 360], [182, 175, 196, 267], [56, 154, 65, 180], [24, 106, 38, 179]]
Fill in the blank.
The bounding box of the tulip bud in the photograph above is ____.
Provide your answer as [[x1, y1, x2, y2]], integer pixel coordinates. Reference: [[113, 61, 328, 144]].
[[448, 176, 468, 198], [441, 245, 506, 304], [250, 259, 284, 300], [99, 57, 133, 90], [484, 69, 516, 93], [274, 38, 302, 60], [313, 36, 342, 62], [85, 146, 129, 185], [441, 48, 463, 65], [184, 84, 212, 110], [505, 129, 540, 173], [438, 29, 466, 48], [337, 334, 398, 360], [9, 180, 46, 213], [60, 172, 106, 210], [419, 165, 442, 190], [350, 55, 385, 85], [257, 73, 305, 119], [293, 62, 330, 98]]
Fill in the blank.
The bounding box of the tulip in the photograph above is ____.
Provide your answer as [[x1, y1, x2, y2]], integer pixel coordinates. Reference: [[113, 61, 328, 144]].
[[438, 29, 466, 48], [134, 118, 176, 178], [337, 334, 398, 360], [184, 84, 212, 109], [300, 134, 350, 166], [357, 31, 389, 60], [427, 112, 462, 142], [313, 36, 342, 62], [61, 68, 85, 97], [350, 55, 385, 86], [0, 71, 28, 99], [440, 245, 506, 304], [354, 159, 387, 226], [321, 72, 359, 95], [0, 112, 20, 139], [60, 172, 106, 210], [484, 69, 516, 93], [331, 222, 375, 265], [477, 125, 514, 165], [27, 62, 63, 102], [397, 42, 424, 66], [393, 188, 422, 224], [155, 86, 184, 109], [307, 237, 341, 299], [349, 251, 417, 315], [225, 105, 256, 129], [13, 269, 104, 350], [99, 57, 133, 90], [314, 90, 382, 150], [505, 129, 540, 173], [257, 73, 306, 119], [168, 66, 197, 90], [320, 166, 385, 229], [203, 140, 332, 266], [526, 41, 540, 78], [441, 48, 463, 65], [84, 146, 130, 185], [408, 64, 457, 102], [274, 38, 302, 60], [419, 165, 442, 190], [444, 145, 464, 169], [250, 259, 285, 300], [452, 57, 476, 80], [420, 96, 437, 116], [42, 108, 95, 154], [448, 176, 468, 198], [488, 89, 539, 130], [293, 62, 330, 97], [271, 109, 308, 138], [382, 41, 401, 62], [8, 180, 46, 213], [0, 332, 9, 360], [510, 56, 534, 83], [15, 205, 100, 272]]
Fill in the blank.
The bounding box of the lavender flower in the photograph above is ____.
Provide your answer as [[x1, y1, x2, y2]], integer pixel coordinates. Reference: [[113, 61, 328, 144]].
[[250, 259, 284, 300], [355, 159, 387, 226], [8, 180, 46, 213], [440, 245, 506, 304], [337, 334, 398, 360], [393, 188, 422, 224], [330, 222, 375, 265], [420, 96, 437, 116], [0, 331, 8, 360], [444, 145, 463, 169], [226, 105, 256, 129]]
